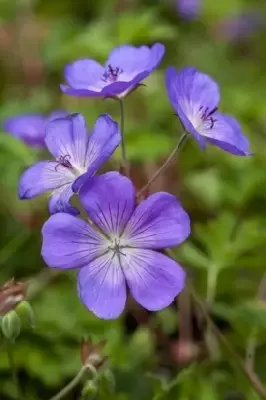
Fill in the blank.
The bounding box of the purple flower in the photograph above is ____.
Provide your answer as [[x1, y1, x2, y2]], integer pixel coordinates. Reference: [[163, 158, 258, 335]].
[[165, 67, 252, 156], [60, 43, 165, 99], [216, 12, 264, 42], [41, 172, 190, 319], [176, 0, 201, 20], [3, 110, 68, 148], [19, 114, 120, 215]]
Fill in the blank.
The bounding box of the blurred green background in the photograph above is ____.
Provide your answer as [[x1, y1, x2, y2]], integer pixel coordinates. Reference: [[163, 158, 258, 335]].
[[1, 0, 266, 399]]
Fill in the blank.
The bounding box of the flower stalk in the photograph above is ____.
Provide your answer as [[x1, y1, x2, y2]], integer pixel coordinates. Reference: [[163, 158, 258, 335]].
[[49, 364, 97, 400], [118, 98, 129, 176], [137, 132, 188, 198]]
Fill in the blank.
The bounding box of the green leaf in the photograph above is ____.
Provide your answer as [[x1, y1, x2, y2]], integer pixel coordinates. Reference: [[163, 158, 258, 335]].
[[178, 242, 209, 270]]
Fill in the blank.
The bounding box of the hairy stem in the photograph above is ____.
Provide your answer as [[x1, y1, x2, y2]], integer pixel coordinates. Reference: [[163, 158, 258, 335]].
[[49, 364, 96, 400], [137, 132, 188, 198]]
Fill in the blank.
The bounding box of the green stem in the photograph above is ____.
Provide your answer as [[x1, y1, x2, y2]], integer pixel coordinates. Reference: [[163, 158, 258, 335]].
[[137, 132, 188, 198], [206, 267, 219, 360], [48, 364, 96, 400], [206, 268, 218, 307], [6, 341, 23, 399], [246, 327, 258, 372], [118, 99, 128, 174]]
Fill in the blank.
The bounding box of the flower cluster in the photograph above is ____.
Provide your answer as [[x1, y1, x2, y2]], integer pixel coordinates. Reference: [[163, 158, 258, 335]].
[[4, 43, 251, 320]]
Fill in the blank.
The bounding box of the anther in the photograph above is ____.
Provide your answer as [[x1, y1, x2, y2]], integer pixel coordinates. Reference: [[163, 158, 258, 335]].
[[55, 154, 72, 171]]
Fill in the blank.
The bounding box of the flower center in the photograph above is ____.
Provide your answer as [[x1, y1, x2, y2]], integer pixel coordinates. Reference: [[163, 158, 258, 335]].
[[54, 154, 73, 172], [102, 64, 123, 83], [54, 154, 86, 177], [199, 106, 218, 129], [59, 154, 72, 168], [108, 237, 127, 257], [109, 237, 120, 250]]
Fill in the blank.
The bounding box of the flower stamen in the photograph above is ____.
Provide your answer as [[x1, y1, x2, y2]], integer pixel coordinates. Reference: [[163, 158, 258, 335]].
[[199, 106, 218, 129], [102, 65, 123, 83], [109, 237, 126, 257], [55, 154, 72, 171]]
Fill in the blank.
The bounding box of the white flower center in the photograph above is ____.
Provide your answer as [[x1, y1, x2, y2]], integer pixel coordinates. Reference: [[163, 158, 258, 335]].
[[190, 105, 218, 131], [107, 235, 130, 257], [108, 237, 121, 251], [56, 154, 87, 178], [180, 100, 218, 131], [102, 65, 123, 83]]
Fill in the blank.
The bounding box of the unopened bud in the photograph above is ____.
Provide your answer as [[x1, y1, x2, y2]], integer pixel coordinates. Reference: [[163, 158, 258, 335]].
[[171, 339, 201, 365], [81, 337, 91, 365], [81, 338, 106, 368], [1, 310, 21, 341], [87, 352, 103, 365], [100, 369, 115, 393], [0, 279, 26, 316], [16, 301, 35, 329], [81, 380, 98, 398]]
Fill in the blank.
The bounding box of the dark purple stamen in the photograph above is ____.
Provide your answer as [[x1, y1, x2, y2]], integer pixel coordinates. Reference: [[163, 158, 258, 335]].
[[199, 106, 218, 129], [102, 64, 123, 83], [55, 154, 72, 171]]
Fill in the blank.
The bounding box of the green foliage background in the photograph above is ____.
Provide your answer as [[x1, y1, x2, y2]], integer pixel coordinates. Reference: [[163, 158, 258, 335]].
[[1, 0, 266, 399]]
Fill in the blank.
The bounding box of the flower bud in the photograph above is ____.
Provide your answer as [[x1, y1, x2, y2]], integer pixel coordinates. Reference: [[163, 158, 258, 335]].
[[16, 301, 35, 329], [80, 338, 107, 368], [0, 279, 26, 316], [100, 369, 115, 394], [1, 310, 21, 341], [171, 339, 201, 365], [81, 380, 98, 398]]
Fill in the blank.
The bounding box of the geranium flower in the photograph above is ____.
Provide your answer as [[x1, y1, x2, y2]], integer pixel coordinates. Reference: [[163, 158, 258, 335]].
[[165, 66, 252, 156], [60, 43, 165, 99], [19, 114, 120, 215], [3, 110, 68, 148], [41, 172, 190, 319]]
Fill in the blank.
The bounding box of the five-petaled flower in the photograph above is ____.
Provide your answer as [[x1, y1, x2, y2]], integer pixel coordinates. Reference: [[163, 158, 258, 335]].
[[165, 66, 252, 156], [60, 43, 165, 99], [41, 172, 190, 319], [3, 110, 68, 148], [18, 114, 120, 215]]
